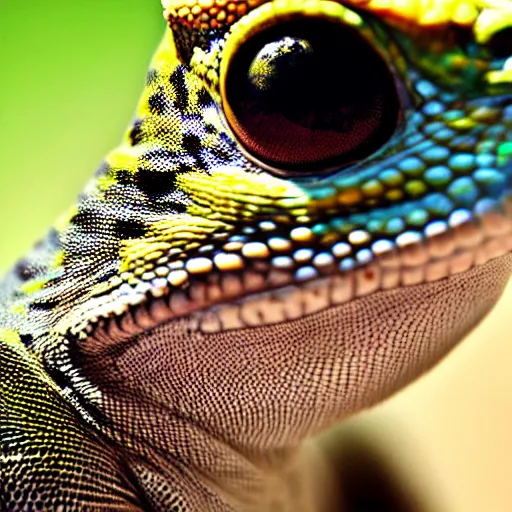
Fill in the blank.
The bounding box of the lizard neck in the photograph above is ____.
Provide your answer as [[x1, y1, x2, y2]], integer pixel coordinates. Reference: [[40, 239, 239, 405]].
[[79, 315, 338, 511], [78, 315, 336, 511], [74, 254, 512, 511]]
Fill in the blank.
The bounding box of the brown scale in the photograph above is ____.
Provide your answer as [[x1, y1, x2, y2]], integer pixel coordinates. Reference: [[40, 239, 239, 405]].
[[163, 0, 266, 63], [164, 0, 261, 31]]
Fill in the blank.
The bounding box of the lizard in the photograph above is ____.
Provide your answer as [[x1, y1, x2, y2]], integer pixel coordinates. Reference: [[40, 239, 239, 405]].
[[1, 0, 512, 511]]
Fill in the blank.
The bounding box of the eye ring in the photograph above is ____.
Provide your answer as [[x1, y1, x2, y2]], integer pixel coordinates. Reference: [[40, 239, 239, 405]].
[[219, 1, 402, 175]]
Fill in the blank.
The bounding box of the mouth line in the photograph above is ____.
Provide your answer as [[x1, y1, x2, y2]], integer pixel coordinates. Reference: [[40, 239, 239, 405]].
[[76, 210, 512, 347]]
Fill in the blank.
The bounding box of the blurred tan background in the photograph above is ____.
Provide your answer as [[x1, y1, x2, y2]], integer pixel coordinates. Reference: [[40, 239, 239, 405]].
[[1, 2, 511, 511]]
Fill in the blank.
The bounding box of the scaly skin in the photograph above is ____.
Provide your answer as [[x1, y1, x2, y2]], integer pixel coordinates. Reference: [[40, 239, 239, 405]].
[[1, 1, 512, 511]]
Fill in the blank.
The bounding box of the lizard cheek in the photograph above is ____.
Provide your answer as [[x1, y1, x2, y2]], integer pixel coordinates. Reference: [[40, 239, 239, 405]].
[[221, 17, 400, 173]]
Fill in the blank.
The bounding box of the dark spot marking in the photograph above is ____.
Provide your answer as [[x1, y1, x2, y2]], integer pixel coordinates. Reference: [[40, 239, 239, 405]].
[[170, 69, 188, 112], [197, 87, 213, 108], [71, 209, 103, 229], [129, 119, 145, 146], [135, 169, 177, 196], [116, 219, 147, 240], [182, 134, 203, 159], [15, 259, 36, 281], [149, 91, 168, 115], [19, 334, 34, 347], [114, 170, 135, 185], [32, 299, 59, 310]]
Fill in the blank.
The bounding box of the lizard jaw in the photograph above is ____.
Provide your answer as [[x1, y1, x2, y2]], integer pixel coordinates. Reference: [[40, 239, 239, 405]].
[[80, 201, 512, 347]]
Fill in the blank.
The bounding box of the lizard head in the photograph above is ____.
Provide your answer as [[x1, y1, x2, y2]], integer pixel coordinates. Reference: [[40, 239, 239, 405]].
[[24, 0, 512, 465]]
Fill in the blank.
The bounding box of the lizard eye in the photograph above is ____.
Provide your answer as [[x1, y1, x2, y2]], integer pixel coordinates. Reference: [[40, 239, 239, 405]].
[[221, 17, 400, 173]]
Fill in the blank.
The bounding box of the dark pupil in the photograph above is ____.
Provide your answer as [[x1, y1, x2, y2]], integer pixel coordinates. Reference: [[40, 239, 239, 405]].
[[224, 18, 400, 171]]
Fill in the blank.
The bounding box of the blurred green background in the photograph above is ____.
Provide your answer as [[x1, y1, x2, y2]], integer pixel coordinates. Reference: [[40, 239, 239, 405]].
[[0, 1, 163, 267], [1, 2, 512, 511]]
